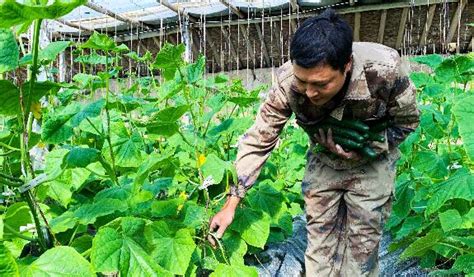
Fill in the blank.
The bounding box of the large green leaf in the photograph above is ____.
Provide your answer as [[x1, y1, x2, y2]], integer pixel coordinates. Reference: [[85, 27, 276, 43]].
[[20, 41, 71, 65], [410, 54, 444, 69], [91, 223, 171, 276], [63, 147, 101, 169], [439, 209, 463, 232], [151, 198, 184, 218], [133, 152, 173, 190], [0, 80, 19, 116], [400, 229, 443, 260], [153, 43, 185, 80], [42, 100, 104, 144], [0, 241, 19, 276], [21, 246, 94, 276], [103, 123, 143, 168], [201, 154, 229, 184], [426, 172, 474, 215], [411, 151, 448, 179], [453, 254, 474, 274], [247, 182, 284, 218], [79, 32, 128, 52], [186, 56, 205, 84], [453, 95, 474, 161], [435, 54, 474, 84], [0, 0, 87, 28], [229, 207, 271, 248], [210, 264, 258, 277], [145, 221, 196, 275], [4, 202, 33, 240], [0, 28, 19, 73], [74, 198, 128, 225], [39, 168, 90, 207]]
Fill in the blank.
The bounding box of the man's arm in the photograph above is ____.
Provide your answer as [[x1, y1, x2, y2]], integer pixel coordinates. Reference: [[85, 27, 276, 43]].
[[386, 64, 421, 147], [229, 83, 293, 198], [208, 83, 292, 245]]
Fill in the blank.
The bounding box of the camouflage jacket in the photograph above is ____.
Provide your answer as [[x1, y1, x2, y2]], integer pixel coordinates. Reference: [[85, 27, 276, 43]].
[[230, 42, 420, 198]]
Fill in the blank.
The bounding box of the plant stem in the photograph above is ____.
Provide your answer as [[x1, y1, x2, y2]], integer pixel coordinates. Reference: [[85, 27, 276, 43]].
[[23, 191, 47, 251], [104, 54, 117, 175]]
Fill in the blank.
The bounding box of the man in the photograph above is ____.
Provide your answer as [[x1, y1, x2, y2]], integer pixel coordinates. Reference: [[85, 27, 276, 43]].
[[209, 8, 420, 276]]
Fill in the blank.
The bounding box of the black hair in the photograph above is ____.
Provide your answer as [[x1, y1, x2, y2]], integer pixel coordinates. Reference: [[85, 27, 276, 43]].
[[290, 8, 353, 72]]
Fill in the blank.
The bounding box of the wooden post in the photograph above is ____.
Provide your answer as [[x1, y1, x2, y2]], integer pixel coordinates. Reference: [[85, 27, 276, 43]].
[[396, 8, 409, 49], [354, 12, 361, 42], [446, 0, 467, 53], [419, 4, 437, 46], [378, 10, 387, 44]]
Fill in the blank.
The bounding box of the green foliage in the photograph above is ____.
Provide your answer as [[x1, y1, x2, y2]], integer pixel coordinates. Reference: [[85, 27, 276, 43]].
[[388, 53, 474, 272], [21, 246, 94, 276], [0, 0, 86, 28], [0, 28, 18, 73], [1, 18, 304, 274]]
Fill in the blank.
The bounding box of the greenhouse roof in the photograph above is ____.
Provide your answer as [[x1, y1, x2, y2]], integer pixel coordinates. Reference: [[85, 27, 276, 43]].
[[48, 0, 355, 35]]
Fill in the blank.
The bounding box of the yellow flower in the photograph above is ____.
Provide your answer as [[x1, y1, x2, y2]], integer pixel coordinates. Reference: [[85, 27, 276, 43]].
[[31, 102, 42, 119], [197, 153, 206, 167]]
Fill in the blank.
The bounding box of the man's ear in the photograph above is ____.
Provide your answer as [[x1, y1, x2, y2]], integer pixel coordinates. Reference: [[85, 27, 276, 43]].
[[344, 55, 353, 73]]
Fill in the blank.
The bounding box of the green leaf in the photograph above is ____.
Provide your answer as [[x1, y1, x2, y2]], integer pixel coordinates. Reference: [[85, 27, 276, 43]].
[[210, 264, 258, 277], [145, 222, 196, 275], [409, 72, 432, 88], [0, 241, 19, 276], [153, 43, 185, 80], [22, 246, 94, 277], [426, 172, 474, 215], [412, 151, 448, 179], [453, 254, 474, 274], [133, 152, 173, 190], [39, 168, 90, 207], [103, 124, 143, 168], [74, 198, 128, 225], [70, 235, 93, 254], [439, 209, 463, 232], [73, 73, 105, 89], [154, 105, 189, 122], [0, 0, 87, 28], [395, 215, 423, 241], [91, 224, 172, 277], [63, 147, 100, 169], [42, 114, 75, 144], [186, 56, 205, 84], [410, 54, 444, 69], [79, 32, 127, 52], [0, 80, 19, 116], [21, 41, 70, 65], [0, 28, 18, 73], [151, 198, 184, 218], [247, 182, 284, 218], [49, 211, 77, 233], [74, 53, 114, 65], [201, 154, 229, 184], [435, 55, 474, 84], [400, 229, 444, 260], [229, 207, 271, 248], [453, 95, 474, 162], [182, 202, 208, 229], [4, 202, 33, 240]]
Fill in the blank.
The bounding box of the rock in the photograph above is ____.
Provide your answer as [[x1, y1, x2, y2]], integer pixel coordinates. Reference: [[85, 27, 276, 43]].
[[253, 215, 428, 276]]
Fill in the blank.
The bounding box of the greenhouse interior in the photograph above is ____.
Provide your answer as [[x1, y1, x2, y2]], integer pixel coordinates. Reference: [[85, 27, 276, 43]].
[[0, 0, 473, 276]]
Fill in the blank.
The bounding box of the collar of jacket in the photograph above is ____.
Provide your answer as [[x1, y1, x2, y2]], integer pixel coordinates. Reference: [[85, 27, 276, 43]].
[[329, 52, 371, 120]]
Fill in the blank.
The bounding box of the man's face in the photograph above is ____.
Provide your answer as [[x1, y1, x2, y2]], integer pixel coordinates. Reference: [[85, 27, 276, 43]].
[[292, 59, 352, 106]]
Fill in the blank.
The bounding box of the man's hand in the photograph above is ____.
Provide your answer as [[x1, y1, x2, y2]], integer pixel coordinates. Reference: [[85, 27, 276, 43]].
[[315, 127, 361, 160], [208, 195, 241, 248]]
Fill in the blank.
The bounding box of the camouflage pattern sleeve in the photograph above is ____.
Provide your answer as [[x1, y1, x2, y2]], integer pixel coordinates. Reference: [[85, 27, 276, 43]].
[[386, 64, 420, 147], [229, 85, 292, 198]]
